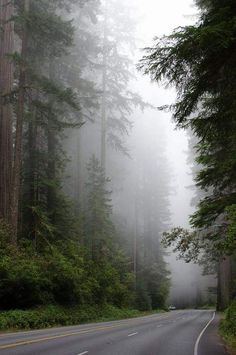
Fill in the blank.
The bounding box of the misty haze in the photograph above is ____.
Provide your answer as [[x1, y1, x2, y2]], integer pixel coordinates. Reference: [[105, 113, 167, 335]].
[[0, 0, 235, 354]]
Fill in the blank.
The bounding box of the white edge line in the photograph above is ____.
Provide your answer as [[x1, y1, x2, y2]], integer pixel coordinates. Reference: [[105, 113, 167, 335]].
[[77, 351, 88, 355], [194, 312, 216, 355], [128, 332, 138, 337]]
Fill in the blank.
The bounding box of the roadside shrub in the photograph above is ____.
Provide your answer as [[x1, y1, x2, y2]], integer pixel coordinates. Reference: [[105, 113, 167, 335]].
[[221, 300, 236, 337], [0, 305, 161, 331], [0, 254, 51, 309], [220, 300, 236, 350], [0, 220, 12, 248], [135, 287, 152, 311]]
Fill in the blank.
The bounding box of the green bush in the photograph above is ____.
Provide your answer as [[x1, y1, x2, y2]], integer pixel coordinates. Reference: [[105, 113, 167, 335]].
[[0, 243, 93, 310], [0, 223, 167, 315], [0, 254, 51, 309], [220, 300, 236, 349], [0, 305, 160, 331], [135, 287, 152, 311]]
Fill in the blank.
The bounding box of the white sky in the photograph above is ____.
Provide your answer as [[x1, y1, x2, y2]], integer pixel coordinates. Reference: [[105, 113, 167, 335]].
[[135, 0, 196, 41], [132, 0, 210, 297], [133, 0, 197, 228]]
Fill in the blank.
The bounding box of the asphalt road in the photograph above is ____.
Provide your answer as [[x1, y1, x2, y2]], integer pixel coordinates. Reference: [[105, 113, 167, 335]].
[[0, 310, 229, 355]]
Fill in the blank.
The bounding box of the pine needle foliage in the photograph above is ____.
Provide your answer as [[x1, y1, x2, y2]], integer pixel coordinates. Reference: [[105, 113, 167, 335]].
[[140, 0, 236, 258]]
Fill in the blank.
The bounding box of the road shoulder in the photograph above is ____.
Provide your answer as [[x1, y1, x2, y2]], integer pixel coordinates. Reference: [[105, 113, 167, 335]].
[[198, 313, 229, 355]]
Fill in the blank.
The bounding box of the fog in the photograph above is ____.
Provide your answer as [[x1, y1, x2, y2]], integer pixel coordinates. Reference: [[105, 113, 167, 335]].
[[64, 0, 216, 307], [134, 0, 216, 307], [4, 0, 235, 326]]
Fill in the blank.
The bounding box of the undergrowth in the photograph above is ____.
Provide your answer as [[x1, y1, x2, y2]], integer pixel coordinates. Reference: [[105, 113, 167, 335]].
[[220, 300, 236, 354], [0, 304, 163, 331]]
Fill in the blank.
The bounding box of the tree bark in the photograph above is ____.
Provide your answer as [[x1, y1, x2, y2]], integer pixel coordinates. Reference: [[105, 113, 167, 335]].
[[217, 256, 231, 311], [100, 1, 108, 172], [47, 59, 57, 223], [11, 0, 30, 243], [27, 105, 38, 245], [0, 0, 14, 224], [47, 122, 56, 219], [75, 129, 84, 209]]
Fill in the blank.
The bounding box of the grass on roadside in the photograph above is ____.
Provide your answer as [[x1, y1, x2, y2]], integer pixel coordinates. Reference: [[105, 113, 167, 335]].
[[220, 300, 236, 354], [0, 304, 165, 332]]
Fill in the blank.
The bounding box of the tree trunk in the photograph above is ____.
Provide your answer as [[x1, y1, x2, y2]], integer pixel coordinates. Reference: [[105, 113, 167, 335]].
[[0, 0, 14, 224], [11, 0, 30, 243], [101, 1, 108, 171], [133, 172, 140, 290], [47, 60, 56, 223], [75, 129, 84, 209], [27, 106, 38, 245], [217, 256, 231, 311], [47, 122, 56, 220]]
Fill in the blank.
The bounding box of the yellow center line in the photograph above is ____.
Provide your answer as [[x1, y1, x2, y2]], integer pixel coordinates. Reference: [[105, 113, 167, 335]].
[[0, 324, 125, 350], [0, 314, 169, 339], [0, 314, 171, 350]]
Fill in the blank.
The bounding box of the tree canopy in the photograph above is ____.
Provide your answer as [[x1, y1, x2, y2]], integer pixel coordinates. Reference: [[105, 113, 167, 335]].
[[140, 0, 236, 259]]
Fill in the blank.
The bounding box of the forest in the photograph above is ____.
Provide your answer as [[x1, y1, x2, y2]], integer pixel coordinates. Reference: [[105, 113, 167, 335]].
[[0, 0, 235, 343], [140, 0, 236, 345], [0, 0, 171, 328]]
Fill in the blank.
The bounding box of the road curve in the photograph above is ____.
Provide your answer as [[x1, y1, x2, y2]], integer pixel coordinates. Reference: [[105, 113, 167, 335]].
[[0, 310, 228, 355]]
